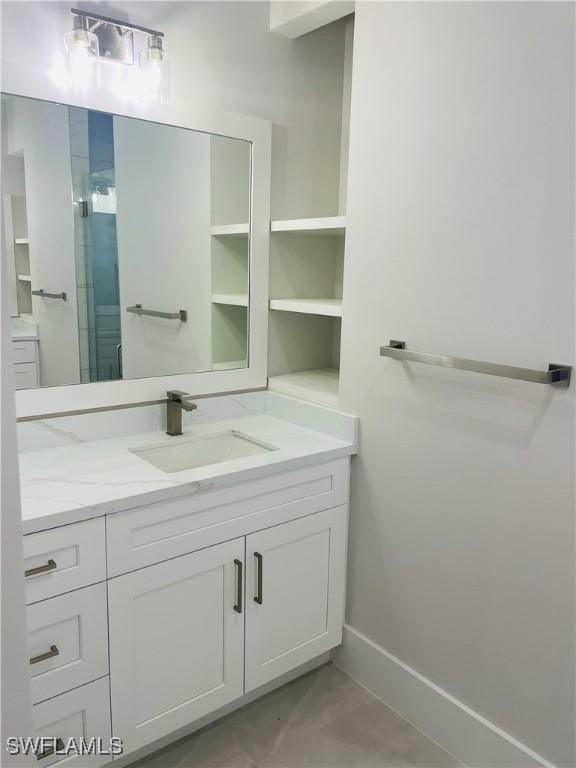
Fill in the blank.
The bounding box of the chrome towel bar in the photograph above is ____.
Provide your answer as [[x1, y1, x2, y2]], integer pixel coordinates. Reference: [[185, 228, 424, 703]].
[[127, 304, 187, 322], [32, 289, 67, 300], [380, 340, 572, 387]]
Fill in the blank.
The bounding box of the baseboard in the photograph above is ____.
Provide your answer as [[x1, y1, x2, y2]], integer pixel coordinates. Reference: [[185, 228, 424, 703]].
[[113, 652, 330, 767], [332, 625, 555, 768]]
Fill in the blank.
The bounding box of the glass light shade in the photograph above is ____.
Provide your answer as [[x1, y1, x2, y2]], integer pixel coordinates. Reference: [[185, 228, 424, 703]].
[[64, 18, 99, 85], [138, 36, 170, 102]]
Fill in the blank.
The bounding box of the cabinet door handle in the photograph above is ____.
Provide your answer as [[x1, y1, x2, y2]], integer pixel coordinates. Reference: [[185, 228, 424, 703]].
[[233, 559, 243, 613], [254, 552, 263, 604], [36, 738, 64, 760], [25, 559, 57, 578], [30, 645, 60, 665]]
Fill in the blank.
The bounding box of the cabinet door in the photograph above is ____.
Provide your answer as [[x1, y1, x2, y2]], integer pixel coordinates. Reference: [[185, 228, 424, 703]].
[[108, 538, 245, 755], [245, 505, 347, 692]]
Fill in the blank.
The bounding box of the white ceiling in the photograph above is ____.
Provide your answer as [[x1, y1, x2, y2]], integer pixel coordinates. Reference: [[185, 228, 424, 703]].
[[70, 1, 183, 31]]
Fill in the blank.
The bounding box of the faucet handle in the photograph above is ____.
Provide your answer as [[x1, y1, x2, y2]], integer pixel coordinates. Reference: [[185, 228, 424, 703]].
[[167, 390, 191, 402]]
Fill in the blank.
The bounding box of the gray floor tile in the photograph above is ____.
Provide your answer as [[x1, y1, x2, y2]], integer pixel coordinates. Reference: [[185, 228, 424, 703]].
[[133, 663, 461, 768]]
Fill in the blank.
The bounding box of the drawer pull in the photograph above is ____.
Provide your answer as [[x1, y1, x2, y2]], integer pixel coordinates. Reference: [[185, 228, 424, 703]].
[[30, 645, 59, 665], [25, 559, 57, 578], [254, 552, 263, 605], [36, 738, 64, 760], [233, 559, 243, 614]]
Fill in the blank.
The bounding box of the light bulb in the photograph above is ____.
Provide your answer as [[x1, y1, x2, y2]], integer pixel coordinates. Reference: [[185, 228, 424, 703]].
[[138, 35, 169, 101], [64, 15, 99, 86]]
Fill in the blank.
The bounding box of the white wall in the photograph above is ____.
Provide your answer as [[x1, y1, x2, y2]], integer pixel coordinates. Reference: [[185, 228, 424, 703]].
[[339, 3, 574, 766], [114, 116, 212, 378], [161, 0, 347, 219]]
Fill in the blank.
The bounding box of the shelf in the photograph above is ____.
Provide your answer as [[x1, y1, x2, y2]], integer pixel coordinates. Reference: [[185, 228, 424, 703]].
[[270, 216, 346, 236], [212, 359, 247, 371], [269, 298, 342, 317], [211, 223, 249, 237], [212, 293, 249, 307], [268, 369, 339, 408], [17, 274, 32, 282], [14, 238, 30, 245]]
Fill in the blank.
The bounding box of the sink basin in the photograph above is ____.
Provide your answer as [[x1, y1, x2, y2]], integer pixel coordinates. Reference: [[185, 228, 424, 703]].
[[130, 430, 277, 473]]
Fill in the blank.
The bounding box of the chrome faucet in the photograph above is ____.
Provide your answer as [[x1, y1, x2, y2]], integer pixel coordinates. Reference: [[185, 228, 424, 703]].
[[166, 390, 197, 436]]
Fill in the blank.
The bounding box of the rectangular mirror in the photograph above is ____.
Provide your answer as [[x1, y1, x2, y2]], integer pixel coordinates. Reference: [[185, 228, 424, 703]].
[[2, 93, 252, 390]]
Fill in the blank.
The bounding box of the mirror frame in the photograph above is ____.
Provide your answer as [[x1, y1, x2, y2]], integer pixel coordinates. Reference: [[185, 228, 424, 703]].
[[4, 90, 271, 419]]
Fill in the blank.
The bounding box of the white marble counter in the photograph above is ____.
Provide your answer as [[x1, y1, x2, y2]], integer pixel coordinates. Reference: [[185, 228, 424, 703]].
[[19, 393, 358, 534], [11, 316, 39, 341]]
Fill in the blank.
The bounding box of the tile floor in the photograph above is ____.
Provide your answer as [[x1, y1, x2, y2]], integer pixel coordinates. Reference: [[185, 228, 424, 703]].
[[134, 663, 461, 768]]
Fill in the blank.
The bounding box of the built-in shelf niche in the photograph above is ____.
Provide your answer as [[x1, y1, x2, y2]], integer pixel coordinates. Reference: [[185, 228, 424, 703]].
[[267, 215, 345, 407], [211, 303, 248, 370], [210, 134, 251, 370], [4, 191, 32, 316], [268, 368, 339, 408]]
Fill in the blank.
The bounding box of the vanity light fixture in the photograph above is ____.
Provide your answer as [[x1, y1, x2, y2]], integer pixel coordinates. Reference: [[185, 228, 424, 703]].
[[64, 9, 169, 100]]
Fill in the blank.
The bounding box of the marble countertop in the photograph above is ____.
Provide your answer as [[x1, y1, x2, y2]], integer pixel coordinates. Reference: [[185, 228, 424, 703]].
[[19, 396, 358, 534], [11, 317, 39, 341]]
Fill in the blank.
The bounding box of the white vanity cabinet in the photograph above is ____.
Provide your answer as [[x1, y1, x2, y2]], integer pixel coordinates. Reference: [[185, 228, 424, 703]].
[[23, 458, 351, 765]]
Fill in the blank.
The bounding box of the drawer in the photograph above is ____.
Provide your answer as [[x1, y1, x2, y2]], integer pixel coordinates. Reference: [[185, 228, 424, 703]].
[[33, 677, 112, 767], [12, 340, 38, 363], [14, 361, 39, 389], [27, 583, 109, 704], [24, 518, 106, 604], [107, 458, 350, 576]]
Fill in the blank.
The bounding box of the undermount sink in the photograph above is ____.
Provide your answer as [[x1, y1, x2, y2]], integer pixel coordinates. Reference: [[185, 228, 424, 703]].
[[130, 430, 277, 473]]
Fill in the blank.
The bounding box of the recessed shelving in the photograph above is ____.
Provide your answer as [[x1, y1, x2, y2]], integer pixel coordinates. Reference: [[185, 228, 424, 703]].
[[270, 216, 345, 236], [14, 237, 30, 245], [210, 223, 249, 237], [269, 298, 342, 317], [212, 293, 249, 307], [268, 368, 339, 408], [17, 274, 32, 282]]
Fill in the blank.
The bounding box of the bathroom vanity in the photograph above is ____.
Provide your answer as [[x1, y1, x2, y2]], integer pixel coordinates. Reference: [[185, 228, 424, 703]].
[[20, 393, 357, 765], [6, 64, 356, 766]]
